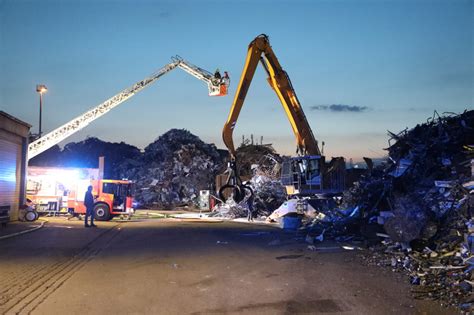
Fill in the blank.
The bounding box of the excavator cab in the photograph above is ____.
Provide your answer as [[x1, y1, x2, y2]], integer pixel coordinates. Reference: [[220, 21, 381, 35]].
[[281, 156, 345, 198], [281, 156, 323, 196]]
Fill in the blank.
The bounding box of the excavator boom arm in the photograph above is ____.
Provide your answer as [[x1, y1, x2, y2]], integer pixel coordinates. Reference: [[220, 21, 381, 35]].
[[222, 34, 320, 158]]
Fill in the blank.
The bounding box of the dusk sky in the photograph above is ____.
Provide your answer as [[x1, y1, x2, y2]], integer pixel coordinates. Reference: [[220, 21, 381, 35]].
[[1, 0, 472, 161]]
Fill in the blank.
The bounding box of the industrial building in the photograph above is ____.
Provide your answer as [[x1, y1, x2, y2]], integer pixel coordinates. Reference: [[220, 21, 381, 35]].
[[0, 111, 31, 222]]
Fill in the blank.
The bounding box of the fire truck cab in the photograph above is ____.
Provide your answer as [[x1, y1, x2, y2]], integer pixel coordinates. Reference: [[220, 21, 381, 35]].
[[70, 179, 134, 221]]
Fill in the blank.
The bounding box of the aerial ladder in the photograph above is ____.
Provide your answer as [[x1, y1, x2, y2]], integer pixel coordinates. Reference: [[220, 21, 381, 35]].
[[219, 34, 345, 203], [28, 57, 229, 159]]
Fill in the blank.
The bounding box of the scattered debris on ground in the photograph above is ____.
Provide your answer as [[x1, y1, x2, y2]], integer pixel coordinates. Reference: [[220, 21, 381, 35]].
[[306, 110, 473, 310], [210, 197, 250, 219]]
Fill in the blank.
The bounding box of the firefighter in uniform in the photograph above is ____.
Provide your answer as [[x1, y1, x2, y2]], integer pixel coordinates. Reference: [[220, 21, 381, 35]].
[[84, 185, 97, 227]]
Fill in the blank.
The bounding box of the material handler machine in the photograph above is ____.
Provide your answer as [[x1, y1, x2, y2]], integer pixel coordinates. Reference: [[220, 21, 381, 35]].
[[219, 34, 345, 203]]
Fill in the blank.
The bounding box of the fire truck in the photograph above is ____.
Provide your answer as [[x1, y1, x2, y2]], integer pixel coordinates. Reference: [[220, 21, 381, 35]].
[[27, 166, 134, 221]]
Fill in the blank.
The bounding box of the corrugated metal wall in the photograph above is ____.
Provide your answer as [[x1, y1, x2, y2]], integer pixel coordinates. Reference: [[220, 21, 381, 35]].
[[0, 137, 21, 216]]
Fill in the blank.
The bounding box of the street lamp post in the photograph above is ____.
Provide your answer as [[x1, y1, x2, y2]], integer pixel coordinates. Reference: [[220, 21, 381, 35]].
[[36, 84, 47, 137]]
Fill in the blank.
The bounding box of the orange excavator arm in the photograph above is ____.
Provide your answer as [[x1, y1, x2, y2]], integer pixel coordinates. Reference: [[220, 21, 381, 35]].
[[222, 34, 321, 159]]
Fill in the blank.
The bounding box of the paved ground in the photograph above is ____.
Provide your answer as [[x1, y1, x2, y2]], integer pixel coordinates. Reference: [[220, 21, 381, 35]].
[[0, 217, 457, 315], [0, 220, 44, 239]]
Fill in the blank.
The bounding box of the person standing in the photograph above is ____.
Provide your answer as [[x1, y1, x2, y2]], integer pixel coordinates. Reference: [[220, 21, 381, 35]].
[[84, 185, 96, 227], [223, 71, 229, 81], [214, 68, 221, 80]]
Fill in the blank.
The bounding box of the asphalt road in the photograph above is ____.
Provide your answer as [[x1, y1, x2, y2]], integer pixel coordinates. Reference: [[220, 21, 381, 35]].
[[0, 218, 457, 315]]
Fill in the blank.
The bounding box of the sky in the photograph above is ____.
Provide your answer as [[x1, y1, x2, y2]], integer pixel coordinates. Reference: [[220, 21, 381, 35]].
[[1, 0, 472, 162]]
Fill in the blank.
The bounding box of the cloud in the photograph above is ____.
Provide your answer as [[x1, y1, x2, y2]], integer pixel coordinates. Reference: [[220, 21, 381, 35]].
[[310, 104, 369, 113]]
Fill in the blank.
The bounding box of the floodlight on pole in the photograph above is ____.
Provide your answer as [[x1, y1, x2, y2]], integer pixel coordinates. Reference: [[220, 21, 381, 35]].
[[36, 84, 47, 137]]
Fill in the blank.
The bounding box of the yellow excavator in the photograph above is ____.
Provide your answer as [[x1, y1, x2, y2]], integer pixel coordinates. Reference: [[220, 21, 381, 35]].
[[219, 34, 345, 202]]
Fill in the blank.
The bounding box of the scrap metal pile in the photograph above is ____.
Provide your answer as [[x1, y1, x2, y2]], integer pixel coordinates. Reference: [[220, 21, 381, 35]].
[[319, 110, 473, 309], [211, 146, 287, 219], [210, 176, 287, 220], [120, 129, 223, 209], [244, 151, 287, 218]]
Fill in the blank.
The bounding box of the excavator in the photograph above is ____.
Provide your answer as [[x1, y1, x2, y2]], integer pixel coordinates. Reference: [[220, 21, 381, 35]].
[[219, 34, 345, 203]]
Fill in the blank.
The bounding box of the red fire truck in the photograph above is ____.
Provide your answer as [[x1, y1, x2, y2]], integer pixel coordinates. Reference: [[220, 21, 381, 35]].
[[27, 167, 134, 221]]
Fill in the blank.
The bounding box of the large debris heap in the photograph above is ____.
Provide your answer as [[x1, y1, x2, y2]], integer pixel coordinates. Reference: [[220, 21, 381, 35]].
[[212, 145, 287, 219], [334, 110, 473, 309], [248, 153, 287, 217], [236, 145, 287, 218], [120, 129, 223, 209]]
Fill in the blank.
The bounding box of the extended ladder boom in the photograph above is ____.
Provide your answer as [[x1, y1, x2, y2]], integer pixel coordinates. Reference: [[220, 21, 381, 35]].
[[28, 61, 180, 159], [28, 58, 229, 160]]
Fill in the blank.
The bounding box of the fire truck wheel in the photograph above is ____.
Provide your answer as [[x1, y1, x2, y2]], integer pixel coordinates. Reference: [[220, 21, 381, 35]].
[[94, 203, 111, 221], [24, 210, 38, 222]]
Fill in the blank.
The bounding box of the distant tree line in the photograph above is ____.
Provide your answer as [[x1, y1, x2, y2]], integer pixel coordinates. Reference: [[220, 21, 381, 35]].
[[29, 137, 141, 179]]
